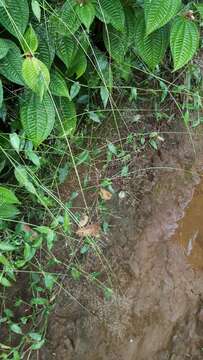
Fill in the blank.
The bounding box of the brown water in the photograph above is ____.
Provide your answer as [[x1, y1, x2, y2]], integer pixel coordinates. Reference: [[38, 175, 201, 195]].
[[172, 177, 203, 270]]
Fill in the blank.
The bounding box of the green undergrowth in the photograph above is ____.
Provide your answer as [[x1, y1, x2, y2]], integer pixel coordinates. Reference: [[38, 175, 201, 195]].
[[0, 0, 203, 358]]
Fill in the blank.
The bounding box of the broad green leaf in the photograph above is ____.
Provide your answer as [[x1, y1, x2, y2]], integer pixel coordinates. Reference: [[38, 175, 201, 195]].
[[144, 0, 181, 35], [93, 0, 125, 31], [0, 204, 20, 219], [0, 38, 14, 59], [20, 92, 55, 147], [21, 25, 39, 53], [36, 27, 55, 69], [32, 0, 41, 22], [9, 133, 20, 154], [68, 48, 87, 78], [56, 35, 76, 69], [57, 97, 77, 136], [22, 57, 50, 99], [0, 0, 6, 6], [0, 186, 20, 205], [135, 17, 168, 70], [50, 0, 80, 37], [170, 17, 199, 71], [0, 45, 24, 85], [0, 80, 3, 108], [103, 24, 128, 63], [14, 166, 36, 195], [0, 0, 29, 39], [76, 1, 95, 31], [196, 4, 203, 18], [50, 69, 70, 98], [0, 277, 11, 287], [0, 242, 15, 251]]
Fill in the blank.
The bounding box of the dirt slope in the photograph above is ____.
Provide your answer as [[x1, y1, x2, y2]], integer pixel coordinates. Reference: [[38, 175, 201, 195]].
[[38, 124, 203, 360]]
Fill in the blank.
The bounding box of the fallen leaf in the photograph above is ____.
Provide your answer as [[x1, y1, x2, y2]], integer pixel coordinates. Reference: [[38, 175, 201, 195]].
[[76, 223, 100, 238], [22, 224, 38, 240], [79, 214, 89, 228], [99, 188, 112, 201]]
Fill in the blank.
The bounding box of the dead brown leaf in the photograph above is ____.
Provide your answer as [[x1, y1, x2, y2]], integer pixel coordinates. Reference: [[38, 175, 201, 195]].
[[79, 214, 89, 228], [76, 223, 100, 238], [22, 225, 38, 241], [99, 188, 112, 201]]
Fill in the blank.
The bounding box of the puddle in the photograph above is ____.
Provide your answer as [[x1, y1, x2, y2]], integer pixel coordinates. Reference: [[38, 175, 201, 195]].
[[172, 176, 203, 270]]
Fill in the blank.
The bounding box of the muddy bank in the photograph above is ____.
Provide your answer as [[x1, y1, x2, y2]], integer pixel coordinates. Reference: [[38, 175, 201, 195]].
[[38, 124, 203, 360]]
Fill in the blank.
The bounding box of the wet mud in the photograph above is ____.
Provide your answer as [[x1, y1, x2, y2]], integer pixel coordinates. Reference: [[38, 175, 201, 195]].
[[38, 125, 203, 360]]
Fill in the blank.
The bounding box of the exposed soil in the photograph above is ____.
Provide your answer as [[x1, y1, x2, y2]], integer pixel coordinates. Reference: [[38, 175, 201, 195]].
[[34, 119, 203, 360]]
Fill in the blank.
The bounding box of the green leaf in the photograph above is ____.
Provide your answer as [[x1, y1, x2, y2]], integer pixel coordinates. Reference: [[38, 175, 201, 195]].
[[100, 86, 109, 108], [108, 142, 117, 155], [135, 17, 168, 70], [0, 0, 29, 38], [0, 45, 24, 85], [46, 229, 56, 251], [10, 323, 22, 335], [196, 4, 203, 18], [0, 80, 3, 108], [0, 204, 20, 219], [0, 186, 20, 205], [9, 133, 20, 154], [31, 297, 48, 306], [29, 332, 42, 341], [21, 25, 39, 53], [71, 267, 81, 281], [0, 242, 15, 251], [170, 17, 199, 71], [26, 150, 41, 167], [50, 0, 80, 37], [44, 273, 55, 290], [22, 57, 50, 99], [70, 82, 80, 100], [0, 277, 11, 287], [36, 27, 55, 69], [144, 0, 181, 35], [0, 38, 13, 59], [14, 166, 37, 195], [32, 0, 41, 22], [50, 69, 70, 98], [57, 97, 77, 136], [103, 25, 128, 63], [76, 1, 95, 31], [68, 48, 87, 79], [93, 0, 125, 31], [20, 92, 55, 147], [56, 35, 76, 69], [31, 339, 45, 350]]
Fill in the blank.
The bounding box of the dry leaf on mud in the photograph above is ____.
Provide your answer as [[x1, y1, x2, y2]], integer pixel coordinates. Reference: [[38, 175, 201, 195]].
[[99, 188, 112, 201], [22, 225, 38, 241], [76, 223, 100, 238], [79, 214, 89, 228]]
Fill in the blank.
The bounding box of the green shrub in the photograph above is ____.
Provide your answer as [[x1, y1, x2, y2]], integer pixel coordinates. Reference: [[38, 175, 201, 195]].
[[0, 0, 201, 216]]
